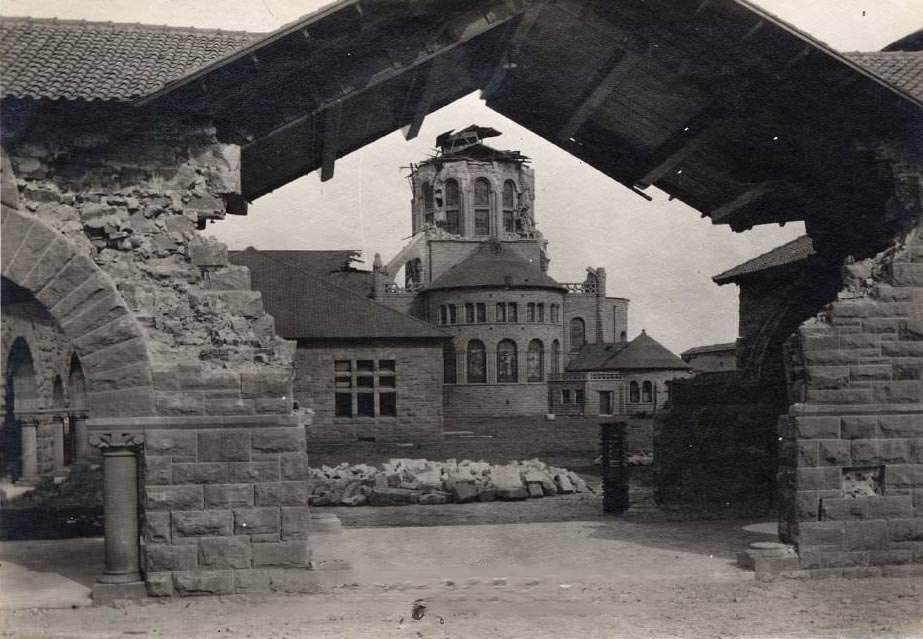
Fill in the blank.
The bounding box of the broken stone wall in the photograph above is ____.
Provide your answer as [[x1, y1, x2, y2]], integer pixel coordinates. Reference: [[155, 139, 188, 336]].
[[778, 224, 923, 576], [3, 102, 310, 594]]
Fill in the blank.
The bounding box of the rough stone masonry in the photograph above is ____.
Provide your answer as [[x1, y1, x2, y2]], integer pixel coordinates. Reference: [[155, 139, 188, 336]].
[[2, 103, 313, 596]]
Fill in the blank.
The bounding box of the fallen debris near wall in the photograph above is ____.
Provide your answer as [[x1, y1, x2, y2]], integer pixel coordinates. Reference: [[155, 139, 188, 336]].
[[307, 458, 592, 507]]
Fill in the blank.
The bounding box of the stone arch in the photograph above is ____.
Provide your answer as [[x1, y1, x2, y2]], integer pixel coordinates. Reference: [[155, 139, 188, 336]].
[[1, 151, 155, 417], [52, 374, 65, 408], [5, 336, 38, 416], [67, 353, 88, 411]]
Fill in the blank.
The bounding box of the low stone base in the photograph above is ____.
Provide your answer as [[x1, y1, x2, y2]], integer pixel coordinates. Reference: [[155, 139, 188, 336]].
[[92, 581, 148, 605], [737, 542, 800, 576], [763, 563, 923, 581]]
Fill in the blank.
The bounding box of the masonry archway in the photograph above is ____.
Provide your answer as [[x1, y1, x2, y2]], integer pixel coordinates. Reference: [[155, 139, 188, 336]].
[[1, 151, 155, 418]]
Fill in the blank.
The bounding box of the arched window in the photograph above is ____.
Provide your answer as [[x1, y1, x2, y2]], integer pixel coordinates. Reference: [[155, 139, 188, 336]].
[[422, 181, 434, 226], [502, 180, 516, 234], [52, 375, 65, 408], [551, 340, 561, 374], [527, 339, 544, 382], [642, 380, 653, 403], [629, 381, 640, 403], [569, 317, 586, 351], [474, 178, 491, 236], [67, 353, 87, 411], [467, 340, 486, 384], [5, 337, 37, 417], [497, 339, 518, 383], [445, 179, 460, 235], [443, 342, 457, 384]]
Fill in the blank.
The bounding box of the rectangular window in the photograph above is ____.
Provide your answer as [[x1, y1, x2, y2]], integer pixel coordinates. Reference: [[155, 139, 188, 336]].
[[476, 303, 486, 323], [465, 303, 474, 323], [448, 305, 457, 324], [550, 304, 559, 324], [527, 303, 535, 322], [333, 359, 398, 418], [508, 303, 518, 323], [561, 390, 571, 404], [575, 389, 585, 405], [475, 209, 490, 236], [537, 303, 545, 323], [439, 305, 447, 324], [496, 302, 506, 323]]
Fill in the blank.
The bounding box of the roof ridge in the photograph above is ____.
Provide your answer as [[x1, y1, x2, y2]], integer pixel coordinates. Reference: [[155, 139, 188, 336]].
[[713, 234, 813, 282], [243, 249, 449, 338], [0, 14, 265, 37]]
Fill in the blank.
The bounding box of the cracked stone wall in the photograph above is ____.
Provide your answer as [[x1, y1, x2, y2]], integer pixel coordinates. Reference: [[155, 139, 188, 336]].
[[3, 104, 312, 595]]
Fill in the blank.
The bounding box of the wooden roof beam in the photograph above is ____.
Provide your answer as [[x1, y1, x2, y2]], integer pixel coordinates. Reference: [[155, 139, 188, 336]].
[[320, 102, 343, 182], [480, 3, 542, 101], [558, 49, 647, 143], [402, 57, 443, 141], [709, 181, 803, 227]]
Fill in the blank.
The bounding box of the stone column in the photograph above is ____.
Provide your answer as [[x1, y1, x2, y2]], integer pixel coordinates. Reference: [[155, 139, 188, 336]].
[[53, 415, 66, 474], [90, 431, 147, 603], [19, 419, 38, 483], [72, 413, 89, 462]]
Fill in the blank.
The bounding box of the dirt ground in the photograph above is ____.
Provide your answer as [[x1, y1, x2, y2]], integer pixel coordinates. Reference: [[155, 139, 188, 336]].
[[2, 495, 921, 639]]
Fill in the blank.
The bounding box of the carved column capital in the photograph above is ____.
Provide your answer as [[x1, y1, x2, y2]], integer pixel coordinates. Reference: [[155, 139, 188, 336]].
[[90, 431, 145, 451]]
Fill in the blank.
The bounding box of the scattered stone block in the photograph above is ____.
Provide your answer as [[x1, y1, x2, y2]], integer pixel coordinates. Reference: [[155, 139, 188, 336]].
[[369, 487, 419, 506], [419, 491, 451, 505], [452, 482, 479, 503]]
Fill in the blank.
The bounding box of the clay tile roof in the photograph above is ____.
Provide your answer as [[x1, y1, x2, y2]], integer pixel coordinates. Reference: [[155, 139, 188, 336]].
[[845, 50, 923, 102], [680, 342, 737, 358], [566, 331, 690, 372], [229, 249, 447, 341], [712, 235, 815, 285], [0, 16, 261, 101], [426, 242, 563, 291]]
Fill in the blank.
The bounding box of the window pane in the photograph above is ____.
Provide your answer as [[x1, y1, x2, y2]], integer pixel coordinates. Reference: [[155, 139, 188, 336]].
[[497, 339, 518, 383], [445, 179, 459, 206], [502, 180, 515, 207], [335, 393, 352, 417], [496, 303, 506, 323], [423, 181, 434, 210], [476, 303, 486, 323], [503, 210, 514, 233], [335, 360, 351, 372], [357, 360, 374, 372], [537, 303, 545, 322], [449, 305, 457, 324], [440, 305, 447, 324], [570, 318, 585, 350], [562, 390, 571, 404], [475, 208, 489, 236], [551, 340, 561, 374], [474, 179, 490, 205], [379, 360, 395, 372], [335, 376, 351, 389], [379, 392, 396, 417], [527, 303, 535, 322], [357, 375, 374, 388], [508, 303, 518, 322], [527, 339, 543, 382], [379, 375, 395, 388], [467, 340, 486, 383], [357, 393, 375, 417], [465, 303, 474, 323], [575, 389, 585, 404]]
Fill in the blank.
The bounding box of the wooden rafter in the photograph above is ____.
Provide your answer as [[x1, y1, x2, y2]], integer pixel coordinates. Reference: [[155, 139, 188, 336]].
[[320, 101, 343, 182], [558, 50, 646, 143], [480, 3, 543, 101]]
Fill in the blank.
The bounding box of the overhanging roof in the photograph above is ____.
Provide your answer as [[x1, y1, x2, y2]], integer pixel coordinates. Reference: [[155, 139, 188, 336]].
[[4, 1, 922, 238]]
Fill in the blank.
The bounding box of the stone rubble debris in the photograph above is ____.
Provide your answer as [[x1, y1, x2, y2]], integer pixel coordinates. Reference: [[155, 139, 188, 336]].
[[307, 458, 592, 507]]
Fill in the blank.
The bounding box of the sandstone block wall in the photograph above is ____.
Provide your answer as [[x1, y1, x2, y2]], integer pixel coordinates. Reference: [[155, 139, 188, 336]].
[[780, 227, 923, 575], [443, 383, 548, 417], [139, 418, 310, 596], [294, 341, 444, 443]]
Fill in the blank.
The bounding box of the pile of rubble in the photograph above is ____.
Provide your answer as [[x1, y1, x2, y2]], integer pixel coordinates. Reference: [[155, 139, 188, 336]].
[[308, 458, 592, 507]]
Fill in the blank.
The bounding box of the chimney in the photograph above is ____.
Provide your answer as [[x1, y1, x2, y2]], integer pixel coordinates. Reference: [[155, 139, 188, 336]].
[[372, 253, 386, 299]]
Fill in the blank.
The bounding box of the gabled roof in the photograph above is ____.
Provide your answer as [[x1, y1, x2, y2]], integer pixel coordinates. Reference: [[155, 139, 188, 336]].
[[681, 342, 737, 358], [845, 51, 923, 101], [567, 331, 690, 372], [229, 249, 447, 341], [0, 16, 260, 101], [713, 235, 815, 285], [231, 248, 373, 298], [427, 242, 563, 292]]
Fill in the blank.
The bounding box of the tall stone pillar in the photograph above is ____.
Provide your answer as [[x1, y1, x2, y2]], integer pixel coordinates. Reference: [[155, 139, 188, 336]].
[[19, 419, 38, 483], [90, 431, 147, 603], [52, 415, 66, 474], [71, 413, 89, 462]]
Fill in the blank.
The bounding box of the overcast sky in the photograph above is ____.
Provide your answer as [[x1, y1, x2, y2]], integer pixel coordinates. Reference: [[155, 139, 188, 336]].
[[7, 1, 922, 353]]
